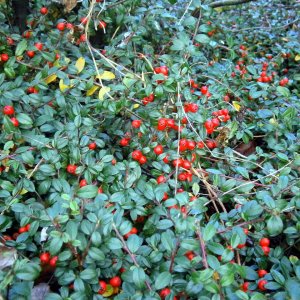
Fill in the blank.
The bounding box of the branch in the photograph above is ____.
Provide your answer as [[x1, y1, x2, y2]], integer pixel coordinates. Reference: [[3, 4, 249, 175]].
[[209, 0, 256, 8], [196, 225, 208, 269]]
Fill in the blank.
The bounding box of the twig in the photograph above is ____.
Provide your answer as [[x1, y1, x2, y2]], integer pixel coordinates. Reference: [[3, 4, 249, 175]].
[[26, 158, 44, 179], [217, 217, 264, 234], [196, 225, 208, 269], [169, 238, 180, 273], [112, 223, 152, 291]]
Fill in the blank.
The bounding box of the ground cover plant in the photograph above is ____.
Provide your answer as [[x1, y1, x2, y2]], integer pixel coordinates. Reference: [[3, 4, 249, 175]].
[[0, 0, 300, 299]]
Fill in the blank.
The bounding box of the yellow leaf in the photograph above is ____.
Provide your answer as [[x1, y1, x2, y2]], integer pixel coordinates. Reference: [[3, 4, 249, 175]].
[[102, 284, 114, 297], [98, 86, 111, 100], [96, 71, 115, 80], [59, 79, 74, 92], [86, 85, 99, 96], [75, 57, 85, 74], [133, 104, 140, 109], [44, 74, 57, 84], [295, 54, 300, 61], [232, 101, 241, 112], [20, 189, 28, 195]]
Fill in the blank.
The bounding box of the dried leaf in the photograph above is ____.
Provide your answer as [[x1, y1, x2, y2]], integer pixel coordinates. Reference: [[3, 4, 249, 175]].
[[96, 71, 116, 80], [59, 79, 74, 92], [44, 74, 57, 84], [295, 54, 300, 61], [75, 57, 85, 74], [133, 104, 140, 109], [62, 0, 78, 12], [98, 86, 111, 100], [31, 283, 50, 300], [102, 284, 114, 297], [0, 245, 17, 270]]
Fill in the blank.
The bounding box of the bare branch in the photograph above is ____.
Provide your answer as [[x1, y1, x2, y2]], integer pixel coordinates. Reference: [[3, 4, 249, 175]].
[[209, 0, 256, 8]]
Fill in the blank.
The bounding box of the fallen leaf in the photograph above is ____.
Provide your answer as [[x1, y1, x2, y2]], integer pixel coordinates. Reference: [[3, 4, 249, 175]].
[[0, 245, 17, 270], [59, 79, 74, 92], [62, 0, 77, 12], [295, 54, 300, 61]]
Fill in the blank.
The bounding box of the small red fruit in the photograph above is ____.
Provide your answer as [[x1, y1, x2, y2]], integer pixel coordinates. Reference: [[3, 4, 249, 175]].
[[3, 105, 14, 115], [159, 288, 171, 299], [132, 119, 142, 128], [201, 86, 208, 95], [259, 238, 270, 247], [25, 224, 30, 231], [40, 7, 48, 15], [1, 54, 9, 62], [18, 226, 28, 234], [241, 282, 249, 292], [66, 164, 77, 174], [27, 50, 35, 58], [258, 279, 267, 291], [258, 269, 268, 278], [120, 138, 129, 146], [39, 252, 50, 264], [185, 251, 195, 260], [261, 246, 270, 256], [243, 228, 249, 235], [157, 175, 166, 184], [139, 155, 147, 164], [98, 280, 107, 294], [49, 256, 58, 267], [10, 117, 19, 127], [99, 21, 107, 29], [154, 145, 164, 155], [132, 150, 143, 161], [79, 179, 87, 187], [34, 42, 43, 51], [56, 22, 66, 31], [88, 142, 97, 150], [109, 276, 122, 287], [157, 118, 167, 131]]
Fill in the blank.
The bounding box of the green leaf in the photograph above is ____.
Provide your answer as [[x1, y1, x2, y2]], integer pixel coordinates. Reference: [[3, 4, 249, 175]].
[[127, 234, 143, 253], [285, 278, 300, 300], [267, 216, 283, 237], [77, 185, 98, 198], [80, 268, 97, 281], [195, 34, 210, 44], [276, 86, 290, 97], [107, 237, 123, 250], [155, 272, 172, 289], [271, 270, 285, 285], [203, 224, 216, 242], [16, 262, 41, 281], [170, 39, 185, 51], [15, 39, 28, 56], [132, 267, 146, 289], [88, 247, 105, 261]]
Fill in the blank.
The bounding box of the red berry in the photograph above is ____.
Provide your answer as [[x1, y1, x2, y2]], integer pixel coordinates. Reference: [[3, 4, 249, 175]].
[[99, 21, 107, 29], [109, 276, 122, 287], [98, 187, 103, 194], [187, 140, 196, 150], [25, 224, 30, 231], [27, 50, 35, 58], [237, 243, 246, 249], [3, 105, 14, 115], [80, 17, 88, 25], [258, 279, 267, 291], [159, 288, 171, 299], [258, 269, 268, 278], [10, 117, 19, 127], [79, 179, 87, 187], [154, 145, 164, 155], [40, 7, 48, 15], [98, 281, 107, 295], [66, 23, 73, 29], [201, 86, 208, 95], [178, 172, 187, 181], [243, 228, 249, 235], [259, 238, 270, 247], [139, 155, 147, 165], [18, 226, 27, 234], [182, 160, 191, 169], [1, 54, 9, 62], [120, 138, 129, 146], [132, 119, 142, 128], [34, 42, 43, 51], [241, 282, 249, 292], [163, 155, 169, 164], [211, 118, 220, 128], [157, 118, 167, 131], [56, 22, 66, 31], [66, 164, 77, 174], [39, 252, 51, 264], [157, 175, 166, 184], [261, 246, 270, 256], [185, 251, 195, 260], [132, 150, 143, 161], [49, 256, 58, 267], [88, 142, 97, 150]]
